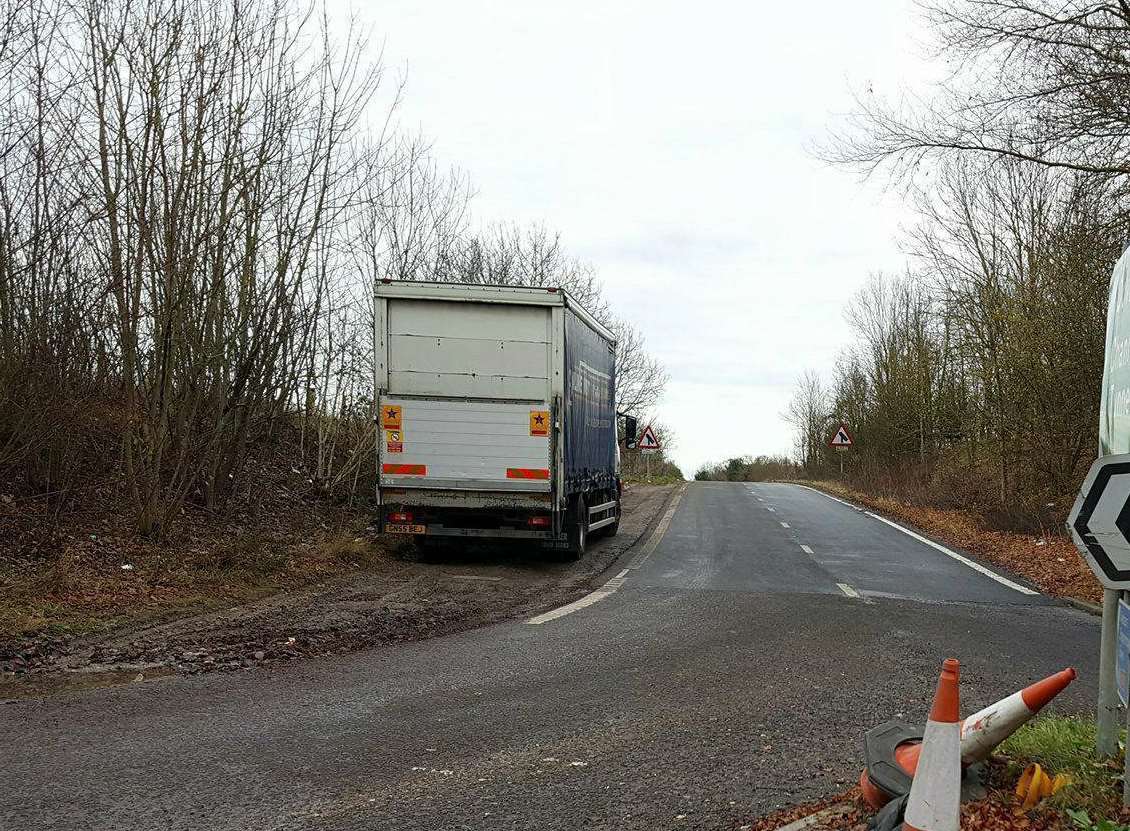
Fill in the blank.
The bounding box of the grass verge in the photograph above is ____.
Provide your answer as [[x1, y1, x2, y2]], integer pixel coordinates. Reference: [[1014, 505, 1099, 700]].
[[0, 526, 400, 646], [623, 474, 684, 485], [999, 716, 1127, 826]]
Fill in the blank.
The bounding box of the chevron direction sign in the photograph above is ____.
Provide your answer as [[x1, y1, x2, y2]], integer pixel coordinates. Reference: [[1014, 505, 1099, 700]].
[[1067, 454, 1130, 589]]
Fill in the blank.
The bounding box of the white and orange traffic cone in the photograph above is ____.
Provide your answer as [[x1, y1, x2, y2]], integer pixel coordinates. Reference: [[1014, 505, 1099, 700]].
[[960, 667, 1076, 765], [903, 658, 961, 831], [861, 667, 1078, 810]]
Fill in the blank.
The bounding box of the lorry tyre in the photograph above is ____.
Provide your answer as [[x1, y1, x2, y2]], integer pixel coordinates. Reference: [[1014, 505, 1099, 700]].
[[566, 498, 587, 560]]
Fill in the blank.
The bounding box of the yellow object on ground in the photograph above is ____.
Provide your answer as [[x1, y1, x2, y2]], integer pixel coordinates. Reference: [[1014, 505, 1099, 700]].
[[1015, 763, 1070, 809]]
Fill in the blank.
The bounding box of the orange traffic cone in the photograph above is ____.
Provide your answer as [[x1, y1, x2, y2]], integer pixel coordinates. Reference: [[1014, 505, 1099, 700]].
[[903, 658, 961, 831], [861, 667, 1077, 810], [961, 668, 1076, 765]]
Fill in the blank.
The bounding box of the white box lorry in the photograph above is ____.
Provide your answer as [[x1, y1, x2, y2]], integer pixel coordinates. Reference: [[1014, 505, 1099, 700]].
[[373, 281, 621, 558]]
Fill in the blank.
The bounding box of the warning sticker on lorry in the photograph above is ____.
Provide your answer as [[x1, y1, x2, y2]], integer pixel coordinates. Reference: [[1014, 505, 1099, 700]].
[[381, 405, 402, 430], [529, 410, 550, 436], [385, 429, 403, 453]]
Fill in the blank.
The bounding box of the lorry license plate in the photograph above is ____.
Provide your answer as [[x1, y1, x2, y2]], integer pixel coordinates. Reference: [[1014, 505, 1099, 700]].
[[386, 523, 426, 535]]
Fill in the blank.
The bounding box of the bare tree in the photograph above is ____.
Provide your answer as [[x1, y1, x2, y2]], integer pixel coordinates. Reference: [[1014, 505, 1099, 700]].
[[0, 0, 669, 536], [830, 1, 1130, 183], [785, 370, 830, 472]]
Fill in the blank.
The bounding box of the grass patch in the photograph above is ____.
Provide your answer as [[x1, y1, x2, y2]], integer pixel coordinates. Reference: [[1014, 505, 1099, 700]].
[[190, 532, 291, 576], [315, 533, 390, 568], [1000, 716, 1125, 822], [623, 474, 683, 485], [1, 526, 396, 644]]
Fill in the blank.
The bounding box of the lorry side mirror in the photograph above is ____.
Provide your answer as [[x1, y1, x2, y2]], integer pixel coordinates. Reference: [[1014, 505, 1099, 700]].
[[623, 415, 638, 449]]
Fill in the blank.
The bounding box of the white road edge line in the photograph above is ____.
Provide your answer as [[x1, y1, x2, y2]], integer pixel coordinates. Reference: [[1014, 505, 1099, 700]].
[[527, 485, 688, 625], [863, 510, 1039, 596], [525, 589, 617, 625], [800, 544, 814, 554], [794, 484, 861, 510], [837, 583, 860, 598], [793, 484, 1038, 596]]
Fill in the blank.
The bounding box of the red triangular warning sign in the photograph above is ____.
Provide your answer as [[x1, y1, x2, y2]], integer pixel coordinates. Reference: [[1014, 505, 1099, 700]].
[[638, 425, 661, 450], [828, 423, 854, 448]]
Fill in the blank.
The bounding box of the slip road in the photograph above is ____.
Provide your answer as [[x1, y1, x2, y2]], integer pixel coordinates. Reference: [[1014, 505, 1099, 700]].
[[1, 483, 1099, 831]]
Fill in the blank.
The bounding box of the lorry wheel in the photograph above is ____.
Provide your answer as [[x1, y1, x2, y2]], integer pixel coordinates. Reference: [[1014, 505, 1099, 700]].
[[566, 499, 587, 560]]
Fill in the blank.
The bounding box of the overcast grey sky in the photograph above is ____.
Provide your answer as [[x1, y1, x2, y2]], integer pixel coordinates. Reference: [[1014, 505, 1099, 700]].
[[351, 1, 937, 476]]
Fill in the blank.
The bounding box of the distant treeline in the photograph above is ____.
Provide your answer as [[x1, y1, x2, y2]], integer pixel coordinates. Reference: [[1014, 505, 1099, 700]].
[[694, 456, 798, 482], [789, 0, 1130, 531]]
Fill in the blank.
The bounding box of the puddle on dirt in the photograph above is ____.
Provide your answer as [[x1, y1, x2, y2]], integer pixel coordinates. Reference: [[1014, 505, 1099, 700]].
[[0, 665, 178, 701], [443, 573, 504, 582]]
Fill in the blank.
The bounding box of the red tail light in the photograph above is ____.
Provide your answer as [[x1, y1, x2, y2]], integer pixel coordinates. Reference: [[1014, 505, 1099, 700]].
[[527, 515, 551, 528], [388, 510, 414, 523]]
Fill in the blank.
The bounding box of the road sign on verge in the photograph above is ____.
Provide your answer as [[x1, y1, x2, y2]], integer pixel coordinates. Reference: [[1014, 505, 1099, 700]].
[[829, 423, 854, 449], [1118, 599, 1130, 707], [637, 424, 661, 454], [1067, 453, 1130, 589]]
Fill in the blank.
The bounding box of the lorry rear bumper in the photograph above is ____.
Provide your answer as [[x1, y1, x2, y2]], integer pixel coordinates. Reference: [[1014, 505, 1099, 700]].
[[379, 499, 558, 541], [418, 525, 552, 540]]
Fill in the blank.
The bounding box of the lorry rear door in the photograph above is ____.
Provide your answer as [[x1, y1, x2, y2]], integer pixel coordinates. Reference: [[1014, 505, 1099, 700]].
[[378, 297, 555, 493]]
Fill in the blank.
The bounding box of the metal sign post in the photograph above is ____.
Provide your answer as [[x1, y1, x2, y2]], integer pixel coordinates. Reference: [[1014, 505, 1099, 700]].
[[828, 423, 854, 479], [1098, 590, 1120, 758], [1122, 596, 1130, 806]]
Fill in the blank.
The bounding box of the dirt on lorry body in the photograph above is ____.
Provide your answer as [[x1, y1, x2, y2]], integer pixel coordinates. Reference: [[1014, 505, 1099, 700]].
[[0, 483, 677, 699]]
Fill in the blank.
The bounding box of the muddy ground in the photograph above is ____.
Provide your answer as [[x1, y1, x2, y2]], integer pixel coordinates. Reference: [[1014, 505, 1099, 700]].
[[0, 483, 677, 699]]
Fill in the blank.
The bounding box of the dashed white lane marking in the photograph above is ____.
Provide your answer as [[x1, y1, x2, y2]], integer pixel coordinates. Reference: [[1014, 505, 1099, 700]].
[[863, 511, 1038, 595], [837, 583, 860, 598], [780, 522, 790, 528], [528, 486, 688, 625], [800, 544, 814, 554], [792, 483, 1039, 597]]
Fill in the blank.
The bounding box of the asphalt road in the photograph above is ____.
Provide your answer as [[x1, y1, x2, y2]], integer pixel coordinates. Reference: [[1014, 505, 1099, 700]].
[[1, 483, 1101, 831]]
